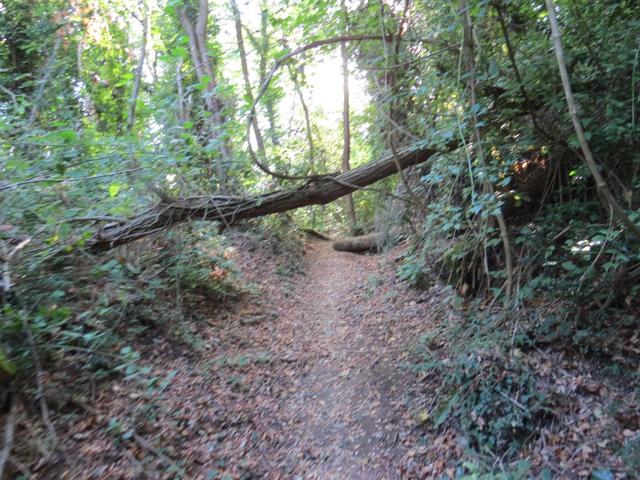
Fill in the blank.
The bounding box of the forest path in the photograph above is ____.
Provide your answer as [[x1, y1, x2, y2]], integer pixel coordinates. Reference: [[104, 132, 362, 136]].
[[70, 236, 432, 478], [265, 239, 420, 478]]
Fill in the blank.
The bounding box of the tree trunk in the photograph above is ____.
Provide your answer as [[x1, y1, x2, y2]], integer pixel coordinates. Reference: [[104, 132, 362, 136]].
[[288, 65, 315, 167], [126, 11, 149, 133], [178, 1, 231, 187], [333, 233, 384, 252], [341, 0, 357, 234], [87, 144, 448, 252], [175, 58, 189, 123], [245, 4, 279, 145], [230, 0, 267, 159], [259, 6, 278, 145]]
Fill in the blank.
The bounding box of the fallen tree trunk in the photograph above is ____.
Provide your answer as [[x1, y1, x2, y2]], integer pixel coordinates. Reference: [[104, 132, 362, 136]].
[[87, 144, 448, 252], [333, 233, 384, 253]]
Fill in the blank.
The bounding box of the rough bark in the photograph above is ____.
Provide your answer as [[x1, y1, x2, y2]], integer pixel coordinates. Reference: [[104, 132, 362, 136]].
[[87, 144, 448, 252], [178, 1, 231, 185]]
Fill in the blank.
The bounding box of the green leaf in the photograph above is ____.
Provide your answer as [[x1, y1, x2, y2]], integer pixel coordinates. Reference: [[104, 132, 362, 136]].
[[0, 348, 17, 379], [488, 60, 499, 77], [433, 391, 459, 427], [57, 129, 77, 142], [171, 46, 187, 58], [108, 183, 121, 197]]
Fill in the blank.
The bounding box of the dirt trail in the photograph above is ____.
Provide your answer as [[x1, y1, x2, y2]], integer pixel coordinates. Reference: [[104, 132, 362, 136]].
[[266, 239, 419, 478], [65, 237, 432, 478]]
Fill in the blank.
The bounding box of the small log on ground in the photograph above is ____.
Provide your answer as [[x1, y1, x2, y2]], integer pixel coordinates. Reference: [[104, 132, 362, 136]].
[[332, 233, 385, 253]]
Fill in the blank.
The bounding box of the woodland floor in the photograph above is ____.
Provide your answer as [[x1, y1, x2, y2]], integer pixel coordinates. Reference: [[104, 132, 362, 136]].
[[21, 233, 639, 479], [51, 236, 440, 479]]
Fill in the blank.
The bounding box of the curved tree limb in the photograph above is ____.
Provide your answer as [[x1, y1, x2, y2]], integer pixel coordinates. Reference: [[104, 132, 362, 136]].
[[245, 34, 445, 181]]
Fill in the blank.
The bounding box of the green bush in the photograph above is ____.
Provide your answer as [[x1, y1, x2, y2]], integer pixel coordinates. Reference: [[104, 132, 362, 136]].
[[412, 312, 551, 457]]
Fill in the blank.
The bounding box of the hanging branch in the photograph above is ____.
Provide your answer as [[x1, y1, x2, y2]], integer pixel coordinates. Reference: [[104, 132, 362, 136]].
[[545, 0, 640, 240], [245, 33, 442, 181]]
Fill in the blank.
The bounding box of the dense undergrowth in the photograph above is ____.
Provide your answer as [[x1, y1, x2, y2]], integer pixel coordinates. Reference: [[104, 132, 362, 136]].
[[1, 220, 307, 474], [2, 226, 232, 397], [2, 0, 640, 477], [381, 1, 640, 474]]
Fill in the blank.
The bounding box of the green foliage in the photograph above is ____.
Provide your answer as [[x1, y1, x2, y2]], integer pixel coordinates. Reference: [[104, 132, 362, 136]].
[[413, 314, 551, 457], [457, 459, 532, 480], [166, 230, 237, 297], [620, 437, 640, 474], [1, 0, 640, 473], [0, 226, 237, 394], [397, 253, 429, 288]]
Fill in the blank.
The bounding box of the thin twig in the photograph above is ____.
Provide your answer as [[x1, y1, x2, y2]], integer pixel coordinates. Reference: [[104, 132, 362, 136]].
[[0, 168, 143, 192], [246, 34, 439, 180], [21, 315, 59, 451], [0, 83, 18, 111], [0, 398, 17, 479], [61, 216, 126, 224]]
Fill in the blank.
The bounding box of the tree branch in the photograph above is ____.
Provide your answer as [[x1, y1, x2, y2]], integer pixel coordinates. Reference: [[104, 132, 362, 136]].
[[85, 143, 455, 252]]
